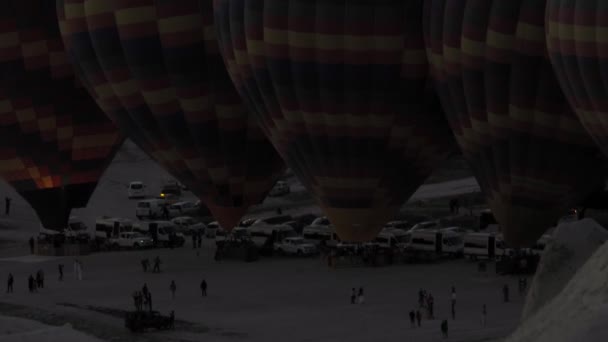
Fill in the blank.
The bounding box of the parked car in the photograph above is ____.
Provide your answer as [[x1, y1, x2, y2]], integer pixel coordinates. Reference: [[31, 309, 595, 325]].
[[168, 201, 199, 217], [268, 180, 290, 197], [274, 237, 316, 256], [108, 232, 153, 249], [128, 181, 147, 199], [64, 216, 90, 242], [302, 225, 333, 246], [136, 199, 167, 220], [171, 216, 206, 235]]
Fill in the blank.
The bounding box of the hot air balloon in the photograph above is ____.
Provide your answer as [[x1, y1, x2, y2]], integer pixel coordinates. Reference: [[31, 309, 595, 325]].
[[214, 0, 455, 241], [0, 0, 123, 231], [57, 0, 285, 231], [546, 1, 608, 157], [424, 0, 605, 246]]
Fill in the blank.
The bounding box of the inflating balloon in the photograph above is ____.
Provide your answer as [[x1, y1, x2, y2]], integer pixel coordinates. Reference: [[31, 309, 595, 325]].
[[0, 0, 123, 230], [425, 0, 605, 246], [215, 0, 455, 241], [57, 0, 285, 230]]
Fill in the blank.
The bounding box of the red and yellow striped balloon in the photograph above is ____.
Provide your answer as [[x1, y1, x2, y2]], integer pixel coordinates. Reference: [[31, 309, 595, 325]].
[[425, 0, 605, 246], [57, 0, 285, 230], [215, 0, 455, 241]]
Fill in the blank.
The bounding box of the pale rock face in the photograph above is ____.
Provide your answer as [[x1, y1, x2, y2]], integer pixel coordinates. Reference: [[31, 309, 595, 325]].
[[507, 223, 608, 342], [522, 218, 608, 319]]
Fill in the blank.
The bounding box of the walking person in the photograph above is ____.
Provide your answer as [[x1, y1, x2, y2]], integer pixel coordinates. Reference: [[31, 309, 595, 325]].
[[5, 197, 11, 215], [58, 264, 64, 281], [416, 310, 422, 327], [200, 279, 207, 297], [428, 293, 435, 319], [7, 273, 13, 293], [441, 320, 448, 338], [481, 304, 487, 327], [153, 256, 161, 273], [170, 280, 176, 299], [409, 310, 416, 328], [29, 236, 35, 254], [350, 288, 356, 304], [357, 287, 365, 304], [503, 284, 509, 302]]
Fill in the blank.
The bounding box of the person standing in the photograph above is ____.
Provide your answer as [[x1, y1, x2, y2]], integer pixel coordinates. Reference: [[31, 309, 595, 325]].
[[28, 236, 35, 254], [481, 304, 487, 327], [409, 310, 416, 328], [28, 275, 34, 293], [357, 287, 365, 304], [441, 320, 448, 338], [147, 291, 153, 312], [350, 288, 356, 304], [75, 259, 83, 280], [142, 283, 149, 298], [451, 286, 456, 320], [428, 293, 435, 319], [503, 284, 509, 303], [170, 280, 176, 299], [58, 264, 64, 281], [35, 270, 42, 289], [416, 310, 422, 327], [141, 258, 149, 272], [5, 197, 11, 215], [200, 279, 207, 297], [7, 273, 13, 293]]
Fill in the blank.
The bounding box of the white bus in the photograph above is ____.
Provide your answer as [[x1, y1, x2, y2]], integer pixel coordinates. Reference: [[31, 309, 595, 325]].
[[464, 232, 507, 260]]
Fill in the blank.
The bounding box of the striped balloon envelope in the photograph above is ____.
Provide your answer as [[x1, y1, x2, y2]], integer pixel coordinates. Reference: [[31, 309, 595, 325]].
[[0, 0, 123, 230], [424, 0, 606, 246], [546, 1, 608, 157], [214, 0, 455, 242], [57, 0, 285, 231]]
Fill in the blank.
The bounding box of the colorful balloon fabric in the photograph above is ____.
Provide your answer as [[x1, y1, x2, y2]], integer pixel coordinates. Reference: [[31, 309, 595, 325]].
[[214, 0, 455, 241], [546, 0, 608, 157], [0, 0, 123, 230], [57, 0, 285, 230], [425, 0, 606, 246]]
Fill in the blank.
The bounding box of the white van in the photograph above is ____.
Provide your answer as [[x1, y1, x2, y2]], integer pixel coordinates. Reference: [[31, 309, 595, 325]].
[[134, 221, 185, 247], [128, 181, 147, 199], [464, 232, 507, 260], [136, 199, 166, 219], [249, 224, 298, 248], [408, 229, 464, 257], [95, 217, 134, 240], [374, 228, 411, 250]]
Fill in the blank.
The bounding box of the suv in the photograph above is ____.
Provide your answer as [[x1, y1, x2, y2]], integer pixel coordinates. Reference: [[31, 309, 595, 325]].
[[268, 181, 290, 197], [109, 232, 153, 249], [159, 184, 181, 201], [128, 181, 147, 199], [274, 237, 316, 256]]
